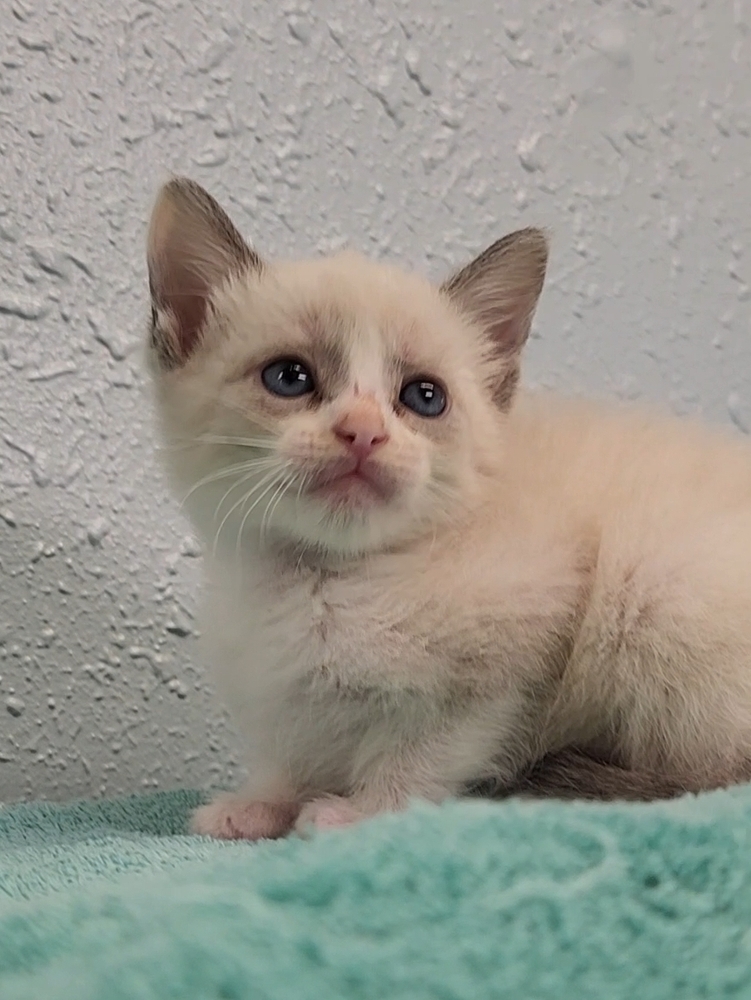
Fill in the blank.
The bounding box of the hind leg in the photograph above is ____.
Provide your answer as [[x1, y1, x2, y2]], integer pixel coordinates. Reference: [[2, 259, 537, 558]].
[[562, 518, 751, 784]]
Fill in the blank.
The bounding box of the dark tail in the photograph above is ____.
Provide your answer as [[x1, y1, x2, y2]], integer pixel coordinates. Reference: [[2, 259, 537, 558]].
[[510, 749, 700, 801], [473, 749, 751, 802]]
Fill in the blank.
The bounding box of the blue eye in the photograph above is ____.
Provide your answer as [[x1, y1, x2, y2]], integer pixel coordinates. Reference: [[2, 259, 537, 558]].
[[399, 378, 447, 417], [261, 358, 315, 398]]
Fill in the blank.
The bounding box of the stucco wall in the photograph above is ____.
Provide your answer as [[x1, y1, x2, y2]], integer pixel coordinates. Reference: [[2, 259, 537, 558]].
[[1, 0, 749, 802]]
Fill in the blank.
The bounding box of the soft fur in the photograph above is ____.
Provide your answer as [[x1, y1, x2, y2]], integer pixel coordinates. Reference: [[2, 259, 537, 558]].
[[147, 177, 751, 839]]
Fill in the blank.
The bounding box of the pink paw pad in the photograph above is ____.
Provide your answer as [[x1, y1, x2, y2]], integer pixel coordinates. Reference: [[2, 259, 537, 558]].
[[295, 797, 364, 832], [191, 796, 298, 841]]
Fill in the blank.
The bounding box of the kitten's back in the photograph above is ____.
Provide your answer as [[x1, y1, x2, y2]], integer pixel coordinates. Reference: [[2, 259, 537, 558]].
[[506, 392, 751, 531]]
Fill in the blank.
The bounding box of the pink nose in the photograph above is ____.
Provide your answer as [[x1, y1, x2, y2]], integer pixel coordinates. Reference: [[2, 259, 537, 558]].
[[333, 404, 389, 460]]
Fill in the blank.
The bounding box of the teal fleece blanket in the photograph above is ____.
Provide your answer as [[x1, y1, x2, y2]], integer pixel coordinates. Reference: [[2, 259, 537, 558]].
[[1, 787, 750, 999]]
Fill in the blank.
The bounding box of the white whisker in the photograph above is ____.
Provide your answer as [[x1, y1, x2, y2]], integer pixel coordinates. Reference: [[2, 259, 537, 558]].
[[260, 477, 291, 547], [196, 434, 278, 450], [212, 470, 265, 530], [212, 458, 280, 524], [213, 465, 287, 559], [179, 458, 276, 510], [234, 469, 291, 569], [295, 471, 310, 506]]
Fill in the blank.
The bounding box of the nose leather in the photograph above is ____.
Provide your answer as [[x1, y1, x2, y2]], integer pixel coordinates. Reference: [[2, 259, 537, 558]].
[[333, 397, 389, 460]]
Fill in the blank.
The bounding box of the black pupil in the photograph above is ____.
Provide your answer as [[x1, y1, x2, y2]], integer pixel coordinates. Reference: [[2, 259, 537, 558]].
[[262, 358, 314, 397], [400, 378, 446, 417], [279, 363, 306, 387]]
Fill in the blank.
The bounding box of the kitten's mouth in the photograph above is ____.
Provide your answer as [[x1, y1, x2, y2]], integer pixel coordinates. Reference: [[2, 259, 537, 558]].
[[306, 458, 396, 509]]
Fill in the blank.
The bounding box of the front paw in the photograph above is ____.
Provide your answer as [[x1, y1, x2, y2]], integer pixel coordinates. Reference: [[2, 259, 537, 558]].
[[294, 795, 367, 833], [191, 794, 299, 841]]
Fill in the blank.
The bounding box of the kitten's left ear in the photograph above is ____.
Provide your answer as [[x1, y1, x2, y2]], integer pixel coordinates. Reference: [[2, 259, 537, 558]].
[[442, 228, 548, 407]]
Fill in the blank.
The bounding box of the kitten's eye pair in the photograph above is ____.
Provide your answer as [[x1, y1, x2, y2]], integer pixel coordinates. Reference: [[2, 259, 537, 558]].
[[260, 358, 447, 418]]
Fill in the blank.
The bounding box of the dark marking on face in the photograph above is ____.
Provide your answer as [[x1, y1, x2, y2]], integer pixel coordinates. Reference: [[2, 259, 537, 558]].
[[299, 310, 350, 400], [314, 338, 349, 400], [386, 353, 407, 397]]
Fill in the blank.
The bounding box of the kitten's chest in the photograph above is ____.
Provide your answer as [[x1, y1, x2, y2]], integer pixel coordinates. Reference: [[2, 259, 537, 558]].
[[206, 537, 583, 700], [220, 563, 439, 695]]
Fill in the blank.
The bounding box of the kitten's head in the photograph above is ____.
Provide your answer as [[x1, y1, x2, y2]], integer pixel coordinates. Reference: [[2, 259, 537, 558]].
[[147, 178, 547, 558]]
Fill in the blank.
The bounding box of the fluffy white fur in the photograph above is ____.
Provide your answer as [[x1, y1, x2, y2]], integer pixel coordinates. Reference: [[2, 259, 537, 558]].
[[148, 178, 751, 839]]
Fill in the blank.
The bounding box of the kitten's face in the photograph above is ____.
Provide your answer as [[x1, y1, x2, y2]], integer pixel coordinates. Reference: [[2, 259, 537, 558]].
[[148, 179, 546, 557]]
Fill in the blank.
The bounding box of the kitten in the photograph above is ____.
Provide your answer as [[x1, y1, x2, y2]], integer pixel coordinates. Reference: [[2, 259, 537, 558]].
[[147, 177, 751, 839]]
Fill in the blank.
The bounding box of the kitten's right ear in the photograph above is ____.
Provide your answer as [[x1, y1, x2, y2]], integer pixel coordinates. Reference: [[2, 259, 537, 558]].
[[147, 177, 262, 369]]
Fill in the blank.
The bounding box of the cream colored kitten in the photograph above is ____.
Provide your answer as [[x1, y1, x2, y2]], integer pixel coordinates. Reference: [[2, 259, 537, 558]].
[[147, 177, 751, 839]]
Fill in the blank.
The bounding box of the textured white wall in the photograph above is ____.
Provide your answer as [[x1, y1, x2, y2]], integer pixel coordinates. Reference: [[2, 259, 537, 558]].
[[0, 0, 749, 803]]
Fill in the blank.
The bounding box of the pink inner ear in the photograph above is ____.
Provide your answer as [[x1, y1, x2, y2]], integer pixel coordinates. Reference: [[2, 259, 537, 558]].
[[154, 255, 211, 361], [148, 178, 263, 367], [486, 304, 532, 358]]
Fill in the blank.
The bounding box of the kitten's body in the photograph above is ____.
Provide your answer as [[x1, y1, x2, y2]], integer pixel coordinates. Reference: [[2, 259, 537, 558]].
[[148, 178, 751, 838], [199, 396, 751, 809]]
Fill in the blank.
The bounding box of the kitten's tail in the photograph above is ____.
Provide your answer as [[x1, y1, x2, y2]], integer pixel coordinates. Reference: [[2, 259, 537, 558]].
[[505, 749, 749, 802]]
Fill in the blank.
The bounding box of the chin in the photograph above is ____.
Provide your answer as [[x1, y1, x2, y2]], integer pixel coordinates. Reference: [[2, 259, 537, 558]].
[[311, 474, 390, 514], [275, 488, 431, 557]]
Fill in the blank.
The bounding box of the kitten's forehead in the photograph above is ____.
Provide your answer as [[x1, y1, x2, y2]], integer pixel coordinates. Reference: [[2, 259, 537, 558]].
[[343, 318, 394, 395], [272, 251, 466, 386], [300, 307, 396, 398]]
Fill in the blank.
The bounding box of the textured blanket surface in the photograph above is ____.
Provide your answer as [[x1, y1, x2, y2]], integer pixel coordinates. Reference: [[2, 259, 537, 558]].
[[0, 786, 750, 999]]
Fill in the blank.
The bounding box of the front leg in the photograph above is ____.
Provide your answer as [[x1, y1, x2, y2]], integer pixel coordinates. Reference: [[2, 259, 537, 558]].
[[295, 795, 370, 831], [191, 792, 300, 841], [191, 763, 300, 841], [294, 703, 524, 833], [292, 754, 451, 834]]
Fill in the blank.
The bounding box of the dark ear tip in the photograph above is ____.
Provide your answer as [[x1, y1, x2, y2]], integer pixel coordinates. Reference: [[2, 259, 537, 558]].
[[441, 226, 550, 299], [512, 226, 550, 259], [503, 227, 550, 283], [155, 175, 205, 207]]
